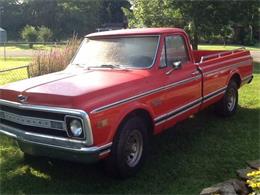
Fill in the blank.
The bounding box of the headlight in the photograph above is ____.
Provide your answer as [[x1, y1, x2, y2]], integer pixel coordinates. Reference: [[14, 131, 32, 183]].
[[65, 116, 85, 139], [70, 119, 83, 137]]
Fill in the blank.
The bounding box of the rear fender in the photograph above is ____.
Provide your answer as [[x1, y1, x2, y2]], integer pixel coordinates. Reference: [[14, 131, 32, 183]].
[[226, 70, 242, 88]]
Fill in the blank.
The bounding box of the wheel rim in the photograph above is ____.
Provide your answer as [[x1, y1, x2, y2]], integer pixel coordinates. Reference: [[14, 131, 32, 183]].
[[124, 129, 143, 168], [227, 88, 236, 111]]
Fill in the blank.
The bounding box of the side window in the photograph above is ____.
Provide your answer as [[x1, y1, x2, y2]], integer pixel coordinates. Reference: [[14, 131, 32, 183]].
[[165, 35, 190, 66]]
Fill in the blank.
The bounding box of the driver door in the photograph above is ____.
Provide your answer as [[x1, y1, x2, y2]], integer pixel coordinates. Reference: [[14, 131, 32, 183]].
[[154, 34, 202, 129]]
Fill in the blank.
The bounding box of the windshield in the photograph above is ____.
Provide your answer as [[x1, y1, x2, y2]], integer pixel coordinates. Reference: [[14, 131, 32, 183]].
[[71, 36, 159, 68]]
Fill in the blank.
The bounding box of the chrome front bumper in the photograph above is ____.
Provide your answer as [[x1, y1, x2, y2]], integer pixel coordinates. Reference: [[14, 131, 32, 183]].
[[0, 123, 112, 163]]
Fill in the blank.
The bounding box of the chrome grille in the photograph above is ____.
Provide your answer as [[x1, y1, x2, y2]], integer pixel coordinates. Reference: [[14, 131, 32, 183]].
[[0, 110, 65, 131], [0, 99, 93, 145]]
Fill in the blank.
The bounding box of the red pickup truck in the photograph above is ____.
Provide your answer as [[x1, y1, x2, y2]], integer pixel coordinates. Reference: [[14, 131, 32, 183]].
[[0, 28, 253, 178]]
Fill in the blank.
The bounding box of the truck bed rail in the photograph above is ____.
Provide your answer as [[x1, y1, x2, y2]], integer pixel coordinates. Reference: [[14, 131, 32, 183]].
[[199, 47, 246, 64]]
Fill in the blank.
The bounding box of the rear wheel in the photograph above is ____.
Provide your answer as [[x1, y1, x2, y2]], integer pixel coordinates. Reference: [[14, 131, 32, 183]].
[[104, 116, 149, 178], [215, 80, 238, 117]]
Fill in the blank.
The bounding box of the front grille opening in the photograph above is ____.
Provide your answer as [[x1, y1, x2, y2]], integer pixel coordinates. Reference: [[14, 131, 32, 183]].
[[1, 119, 68, 138], [0, 105, 65, 121]]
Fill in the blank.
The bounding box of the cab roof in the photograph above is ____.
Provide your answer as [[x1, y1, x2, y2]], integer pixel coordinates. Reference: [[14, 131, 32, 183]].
[[86, 28, 185, 38]]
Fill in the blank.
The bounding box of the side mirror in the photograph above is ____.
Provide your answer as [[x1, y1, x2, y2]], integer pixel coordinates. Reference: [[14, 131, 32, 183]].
[[172, 61, 182, 70], [166, 61, 182, 75]]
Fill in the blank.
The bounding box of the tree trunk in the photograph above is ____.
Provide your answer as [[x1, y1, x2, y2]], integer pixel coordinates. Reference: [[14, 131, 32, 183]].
[[192, 24, 198, 50], [29, 43, 33, 49]]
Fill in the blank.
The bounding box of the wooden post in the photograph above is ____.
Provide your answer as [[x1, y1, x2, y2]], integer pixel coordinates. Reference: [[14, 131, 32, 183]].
[[26, 65, 30, 78]]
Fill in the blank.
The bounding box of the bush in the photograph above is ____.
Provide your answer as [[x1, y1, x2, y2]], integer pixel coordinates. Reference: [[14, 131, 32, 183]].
[[247, 170, 260, 195], [38, 26, 53, 43], [29, 36, 80, 77], [21, 25, 38, 48]]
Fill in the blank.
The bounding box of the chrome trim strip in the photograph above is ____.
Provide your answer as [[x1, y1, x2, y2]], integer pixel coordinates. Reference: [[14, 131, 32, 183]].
[[242, 74, 253, 82], [0, 123, 112, 152], [197, 55, 250, 66], [203, 86, 227, 100], [24, 131, 86, 144], [0, 123, 86, 144], [19, 140, 112, 153], [0, 99, 93, 146], [154, 86, 227, 125], [91, 75, 201, 113], [0, 129, 17, 138], [203, 91, 226, 103], [19, 139, 110, 153], [99, 149, 111, 156], [155, 103, 200, 126], [202, 59, 251, 76], [154, 98, 202, 122]]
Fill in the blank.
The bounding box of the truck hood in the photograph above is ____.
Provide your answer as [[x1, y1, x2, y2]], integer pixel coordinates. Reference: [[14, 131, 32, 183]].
[[0, 67, 151, 112]]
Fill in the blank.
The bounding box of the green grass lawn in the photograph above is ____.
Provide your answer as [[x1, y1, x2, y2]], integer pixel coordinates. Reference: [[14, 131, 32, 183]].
[[0, 62, 259, 194], [0, 57, 32, 86], [198, 43, 260, 51]]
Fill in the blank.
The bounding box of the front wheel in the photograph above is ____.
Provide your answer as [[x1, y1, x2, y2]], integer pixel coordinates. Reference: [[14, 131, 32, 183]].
[[104, 116, 149, 178], [215, 80, 238, 117]]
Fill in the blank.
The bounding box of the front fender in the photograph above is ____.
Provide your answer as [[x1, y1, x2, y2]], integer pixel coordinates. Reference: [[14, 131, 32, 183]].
[[90, 101, 155, 146]]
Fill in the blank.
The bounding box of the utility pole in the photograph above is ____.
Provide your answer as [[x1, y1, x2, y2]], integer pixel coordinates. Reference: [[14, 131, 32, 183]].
[[0, 6, 3, 27], [0, 6, 6, 60]]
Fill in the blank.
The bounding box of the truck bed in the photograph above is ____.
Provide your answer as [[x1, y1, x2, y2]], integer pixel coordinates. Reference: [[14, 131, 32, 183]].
[[192, 48, 251, 64], [192, 48, 253, 109]]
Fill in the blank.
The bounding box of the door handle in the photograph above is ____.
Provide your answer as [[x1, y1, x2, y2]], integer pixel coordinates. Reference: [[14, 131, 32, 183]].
[[191, 71, 199, 76]]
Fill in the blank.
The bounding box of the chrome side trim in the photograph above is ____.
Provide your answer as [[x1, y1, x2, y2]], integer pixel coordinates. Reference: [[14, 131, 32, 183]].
[[203, 86, 227, 101], [154, 98, 202, 122], [202, 58, 251, 76], [155, 103, 200, 126], [203, 91, 226, 103], [154, 86, 227, 126], [0, 99, 93, 146], [197, 55, 250, 66], [91, 75, 201, 113], [242, 74, 253, 82]]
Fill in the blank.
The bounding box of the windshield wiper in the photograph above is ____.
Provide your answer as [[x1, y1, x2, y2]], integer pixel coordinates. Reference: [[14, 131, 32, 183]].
[[87, 64, 124, 70], [71, 63, 86, 68]]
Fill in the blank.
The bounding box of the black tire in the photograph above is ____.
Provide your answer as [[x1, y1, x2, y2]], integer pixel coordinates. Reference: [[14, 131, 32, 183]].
[[23, 152, 35, 162], [215, 80, 238, 117], [104, 116, 149, 179]]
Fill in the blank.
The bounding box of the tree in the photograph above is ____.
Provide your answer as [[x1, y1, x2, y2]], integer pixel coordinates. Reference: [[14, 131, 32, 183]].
[[21, 25, 38, 48], [38, 26, 53, 43], [124, 0, 260, 49]]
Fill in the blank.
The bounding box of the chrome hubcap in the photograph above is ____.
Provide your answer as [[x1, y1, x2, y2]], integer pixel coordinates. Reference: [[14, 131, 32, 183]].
[[227, 88, 236, 111], [125, 129, 143, 167]]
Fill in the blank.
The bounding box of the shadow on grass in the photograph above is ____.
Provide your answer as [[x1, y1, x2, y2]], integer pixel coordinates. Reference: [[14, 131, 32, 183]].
[[253, 61, 260, 74], [1, 106, 259, 194]]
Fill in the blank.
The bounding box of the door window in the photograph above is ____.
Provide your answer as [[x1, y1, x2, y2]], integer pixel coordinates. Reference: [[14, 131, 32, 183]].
[[164, 35, 190, 66]]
